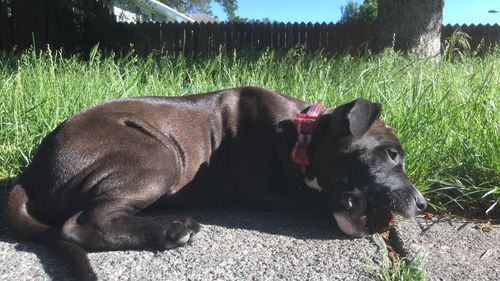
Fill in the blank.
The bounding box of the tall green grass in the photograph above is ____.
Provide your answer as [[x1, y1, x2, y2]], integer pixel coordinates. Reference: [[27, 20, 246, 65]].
[[0, 48, 498, 216]]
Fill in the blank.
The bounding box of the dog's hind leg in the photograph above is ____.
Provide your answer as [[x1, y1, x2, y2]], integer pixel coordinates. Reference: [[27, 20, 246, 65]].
[[60, 168, 201, 251], [61, 197, 201, 251]]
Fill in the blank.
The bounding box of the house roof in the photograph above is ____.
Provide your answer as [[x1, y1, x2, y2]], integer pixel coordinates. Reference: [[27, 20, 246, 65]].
[[188, 13, 220, 23], [129, 0, 194, 23]]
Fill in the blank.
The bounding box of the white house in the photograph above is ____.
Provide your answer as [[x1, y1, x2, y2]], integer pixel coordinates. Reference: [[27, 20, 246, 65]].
[[109, 0, 195, 23]]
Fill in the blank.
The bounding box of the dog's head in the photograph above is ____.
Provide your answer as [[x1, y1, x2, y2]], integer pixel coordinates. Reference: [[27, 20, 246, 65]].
[[307, 99, 426, 237]]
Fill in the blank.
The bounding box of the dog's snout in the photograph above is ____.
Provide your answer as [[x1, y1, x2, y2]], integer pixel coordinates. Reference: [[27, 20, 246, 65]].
[[414, 192, 427, 211]]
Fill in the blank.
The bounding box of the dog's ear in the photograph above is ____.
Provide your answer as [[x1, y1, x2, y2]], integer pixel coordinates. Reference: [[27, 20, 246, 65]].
[[314, 99, 381, 139], [322, 98, 381, 138], [346, 98, 381, 138]]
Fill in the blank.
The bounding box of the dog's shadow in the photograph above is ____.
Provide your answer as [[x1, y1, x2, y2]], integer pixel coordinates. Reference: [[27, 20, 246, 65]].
[[172, 207, 348, 240], [1, 177, 347, 280]]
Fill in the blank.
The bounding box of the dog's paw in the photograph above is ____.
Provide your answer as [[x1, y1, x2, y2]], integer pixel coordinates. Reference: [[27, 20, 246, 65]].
[[160, 217, 201, 249]]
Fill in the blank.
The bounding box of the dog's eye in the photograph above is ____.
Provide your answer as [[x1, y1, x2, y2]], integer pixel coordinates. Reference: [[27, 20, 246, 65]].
[[386, 148, 398, 161]]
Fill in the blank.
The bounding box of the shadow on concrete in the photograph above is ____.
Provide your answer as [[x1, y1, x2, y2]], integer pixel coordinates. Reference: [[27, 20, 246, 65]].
[[177, 208, 349, 240], [1, 176, 349, 280]]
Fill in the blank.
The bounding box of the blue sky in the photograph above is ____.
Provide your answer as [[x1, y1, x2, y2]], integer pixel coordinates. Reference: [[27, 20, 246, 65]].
[[212, 0, 500, 25]]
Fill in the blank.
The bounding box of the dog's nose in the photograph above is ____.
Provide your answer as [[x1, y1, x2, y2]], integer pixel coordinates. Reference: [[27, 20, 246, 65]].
[[414, 193, 427, 211]]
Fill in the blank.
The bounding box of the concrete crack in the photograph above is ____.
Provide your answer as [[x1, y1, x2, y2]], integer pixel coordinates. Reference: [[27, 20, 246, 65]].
[[383, 227, 408, 265]]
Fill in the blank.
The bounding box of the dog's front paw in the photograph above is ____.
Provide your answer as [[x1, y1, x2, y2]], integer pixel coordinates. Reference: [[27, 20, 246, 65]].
[[159, 216, 201, 249]]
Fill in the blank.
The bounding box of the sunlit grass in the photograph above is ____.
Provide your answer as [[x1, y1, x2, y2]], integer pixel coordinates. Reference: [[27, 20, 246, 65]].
[[0, 47, 498, 215], [371, 253, 427, 281]]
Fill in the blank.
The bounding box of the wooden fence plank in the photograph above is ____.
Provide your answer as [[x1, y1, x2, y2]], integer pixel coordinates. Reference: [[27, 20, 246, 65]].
[[190, 22, 198, 56], [276, 22, 282, 49], [262, 23, 272, 50], [284, 22, 293, 48], [207, 22, 215, 57], [250, 23, 257, 49], [290, 22, 302, 47], [326, 23, 336, 54], [224, 22, 233, 52], [491, 24, 500, 46], [212, 22, 224, 53], [319, 22, 328, 50], [308, 22, 320, 52], [244, 22, 251, 49], [200, 23, 210, 56], [163, 22, 174, 53], [174, 22, 183, 54], [151, 22, 161, 51], [271, 23, 280, 50]]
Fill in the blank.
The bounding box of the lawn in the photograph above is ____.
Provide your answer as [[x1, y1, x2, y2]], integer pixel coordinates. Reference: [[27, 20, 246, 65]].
[[0, 48, 498, 217]]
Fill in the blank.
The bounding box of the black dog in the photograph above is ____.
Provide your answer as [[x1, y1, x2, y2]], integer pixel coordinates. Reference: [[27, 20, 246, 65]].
[[5, 87, 426, 280]]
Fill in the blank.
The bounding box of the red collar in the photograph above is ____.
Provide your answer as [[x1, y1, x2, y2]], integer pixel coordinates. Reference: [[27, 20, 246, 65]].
[[290, 103, 325, 175]]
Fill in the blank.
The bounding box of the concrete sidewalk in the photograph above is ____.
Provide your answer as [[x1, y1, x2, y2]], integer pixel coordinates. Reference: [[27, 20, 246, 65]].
[[394, 216, 499, 280], [0, 210, 498, 280]]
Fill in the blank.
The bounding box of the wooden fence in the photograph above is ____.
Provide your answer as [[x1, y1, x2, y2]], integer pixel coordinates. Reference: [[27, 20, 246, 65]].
[[1, 0, 499, 56], [106, 21, 374, 56]]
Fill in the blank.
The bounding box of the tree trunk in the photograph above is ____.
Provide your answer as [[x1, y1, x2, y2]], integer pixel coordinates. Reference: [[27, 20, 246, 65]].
[[374, 0, 444, 59]]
